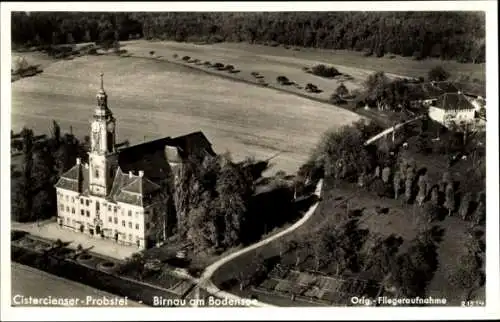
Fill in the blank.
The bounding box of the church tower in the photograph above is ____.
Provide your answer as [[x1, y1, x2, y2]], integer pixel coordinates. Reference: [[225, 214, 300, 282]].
[[89, 73, 118, 197]]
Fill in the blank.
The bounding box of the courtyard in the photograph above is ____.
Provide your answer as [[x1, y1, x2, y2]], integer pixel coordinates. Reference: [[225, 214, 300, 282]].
[[12, 219, 139, 260]]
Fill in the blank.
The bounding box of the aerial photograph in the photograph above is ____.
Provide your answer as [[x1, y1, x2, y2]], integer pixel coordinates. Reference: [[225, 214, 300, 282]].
[[3, 4, 498, 320]]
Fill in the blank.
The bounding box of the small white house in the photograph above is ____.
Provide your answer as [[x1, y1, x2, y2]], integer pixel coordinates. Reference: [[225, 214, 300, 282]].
[[428, 92, 476, 127]]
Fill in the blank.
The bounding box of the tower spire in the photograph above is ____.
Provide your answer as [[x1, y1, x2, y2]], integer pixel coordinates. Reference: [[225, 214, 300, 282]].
[[96, 72, 108, 108]]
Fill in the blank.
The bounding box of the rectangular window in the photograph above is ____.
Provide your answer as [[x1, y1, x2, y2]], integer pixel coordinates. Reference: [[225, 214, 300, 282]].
[[122, 220, 125, 227], [129, 234, 132, 241], [86, 211, 90, 217], [114, 217, 118, 224], [135, 223, 139, 230], [145, 222, 150, 230], [72, 208, 75, 214], [114, 206, 117, 213], [81, 210, 84, 216], [109, 217, 112, 223], [128, 210, 132, 217], [80, 199, 83, 205], [128, 222, 132, 228], [66, 206, 69, 212], [86, 199, 89, 206], [71, 197, 75, 203], [60, 204, 64, 211], [108, 205, 112, 211]]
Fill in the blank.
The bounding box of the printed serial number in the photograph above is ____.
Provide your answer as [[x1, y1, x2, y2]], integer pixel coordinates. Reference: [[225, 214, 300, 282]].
[[461, 300, 485, 307]]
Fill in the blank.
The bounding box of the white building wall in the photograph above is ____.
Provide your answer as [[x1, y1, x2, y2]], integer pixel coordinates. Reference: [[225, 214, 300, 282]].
[[56, 185, 166, 250], [428, 106, 446, 124], [56, 189, 82, 231], [116, 202, 146, 248]]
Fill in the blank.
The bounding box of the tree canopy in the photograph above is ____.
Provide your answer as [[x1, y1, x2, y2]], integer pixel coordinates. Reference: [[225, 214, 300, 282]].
[[12, 12, 485, 64]]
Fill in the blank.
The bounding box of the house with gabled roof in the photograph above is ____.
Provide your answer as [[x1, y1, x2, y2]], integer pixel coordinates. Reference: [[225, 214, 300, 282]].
[[55, 74, 216, 249], [428, 92, 477, 127]]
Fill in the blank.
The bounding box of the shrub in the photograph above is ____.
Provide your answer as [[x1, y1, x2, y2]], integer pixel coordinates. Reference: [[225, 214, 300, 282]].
[[213, 62, 224, 69], [276, 75, 291, 85], [203, 61, 211, 66], [335, 83, 349, 97], [224, 64, 235, 71], [182, 56, 190, 61], [305, 83, 320, 93], [428, 66, 450, 82], [251, 71, 260, 77], [311, 64, 341, 78], [330, 94, 347, 105], [149, 51, 155, 56]]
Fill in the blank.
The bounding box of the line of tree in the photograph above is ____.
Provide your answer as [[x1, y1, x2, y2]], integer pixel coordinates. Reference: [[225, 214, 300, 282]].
[[12, 12, 485, 64], [173, 153, 256, 253], [11, 122, 87, 222]]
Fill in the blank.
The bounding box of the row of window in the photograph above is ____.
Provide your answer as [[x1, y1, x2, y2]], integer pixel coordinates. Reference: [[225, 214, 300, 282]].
[[59, 217, 142, 243], [106, 216, 150, 231]]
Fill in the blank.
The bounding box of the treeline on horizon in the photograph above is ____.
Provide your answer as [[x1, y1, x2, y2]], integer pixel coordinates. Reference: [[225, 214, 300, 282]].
[[12, 11, 485, 64]]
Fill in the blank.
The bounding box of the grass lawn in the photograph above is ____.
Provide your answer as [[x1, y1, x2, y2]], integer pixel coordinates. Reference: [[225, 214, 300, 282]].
[[216, 42, 485, 82], [11, 52, 362, 176]]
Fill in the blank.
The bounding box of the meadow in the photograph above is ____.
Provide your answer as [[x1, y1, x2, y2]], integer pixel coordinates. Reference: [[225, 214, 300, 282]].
[[11, 53, 362, 175]]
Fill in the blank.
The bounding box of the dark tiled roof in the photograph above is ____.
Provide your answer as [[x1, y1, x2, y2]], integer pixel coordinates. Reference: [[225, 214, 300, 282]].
[[115, 176, 160, 207], [170, 131, 216, 159], [434, 93, 475, 111], [117, 131, 215, 183], [55, 163, 89, 194], [109, 167, 136, 200], [118, 137, 172, 183], [122, 176, 160, 195]]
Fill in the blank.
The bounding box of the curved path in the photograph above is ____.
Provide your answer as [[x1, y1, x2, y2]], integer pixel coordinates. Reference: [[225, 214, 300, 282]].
[[364, 115, 426, 146], [196, 179, 324, 307]]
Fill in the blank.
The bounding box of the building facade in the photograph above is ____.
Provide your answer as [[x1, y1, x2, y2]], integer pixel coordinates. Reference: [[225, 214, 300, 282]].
[[55, 74, 216, 249], [428, 92, 477, 127]]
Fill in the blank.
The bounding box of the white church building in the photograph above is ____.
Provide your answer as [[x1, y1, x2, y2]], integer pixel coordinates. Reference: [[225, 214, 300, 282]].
[[55, 74, 215, 249]]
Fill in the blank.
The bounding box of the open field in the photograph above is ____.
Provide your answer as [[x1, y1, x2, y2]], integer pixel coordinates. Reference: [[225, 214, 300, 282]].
[[11, 53, 363, 175], [123, 40, 485, 88]]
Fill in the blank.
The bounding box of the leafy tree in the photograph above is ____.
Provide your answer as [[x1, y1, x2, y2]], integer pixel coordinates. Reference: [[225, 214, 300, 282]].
[[335, 83, 349, 97], [471, 198, 485, 225], [313, 123, 375, 181], [421, 202, 440, 223], [428, 66, 450, 82], [430, 185, 440, 206], [393, 171, 402, 199], [458, 192, 472, 221], [416, 174, 429, 206], [443, 184, 456, 217], [364, 71, 392, 110], [381, 166, 391, 184]]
